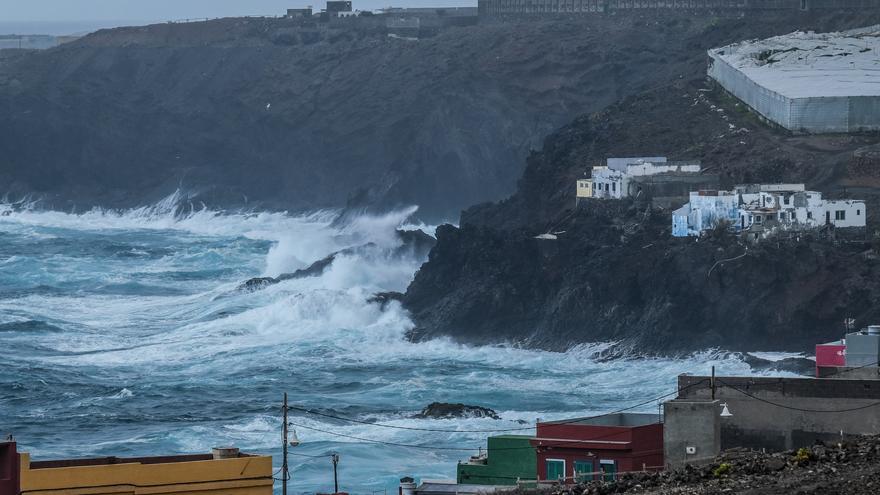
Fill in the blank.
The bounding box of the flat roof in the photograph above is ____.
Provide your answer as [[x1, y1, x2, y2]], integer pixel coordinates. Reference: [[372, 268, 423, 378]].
[[541, 412, 659, 427], [28, 453, 259, 469], [710, 26, 880, 99]]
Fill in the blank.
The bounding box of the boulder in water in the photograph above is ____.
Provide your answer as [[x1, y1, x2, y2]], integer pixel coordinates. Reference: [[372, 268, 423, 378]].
[[414, 402, 500, 420], [743, 354, 816, 376]]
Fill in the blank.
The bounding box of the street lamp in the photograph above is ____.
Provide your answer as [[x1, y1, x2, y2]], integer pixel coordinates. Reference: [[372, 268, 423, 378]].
[[281, 395, 340, 494]]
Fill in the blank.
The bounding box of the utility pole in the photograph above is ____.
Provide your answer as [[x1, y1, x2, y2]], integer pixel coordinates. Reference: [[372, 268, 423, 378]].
[[711, 366, 716, 400], [282, 393, 289, 495], [332, 453, 339, 493]]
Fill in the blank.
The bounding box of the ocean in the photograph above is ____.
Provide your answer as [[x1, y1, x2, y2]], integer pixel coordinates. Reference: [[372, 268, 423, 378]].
[[0, 192, 787, 493]]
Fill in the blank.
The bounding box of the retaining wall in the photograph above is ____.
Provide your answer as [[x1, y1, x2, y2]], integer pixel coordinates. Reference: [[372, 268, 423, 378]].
[[677, 375, 880, 451]]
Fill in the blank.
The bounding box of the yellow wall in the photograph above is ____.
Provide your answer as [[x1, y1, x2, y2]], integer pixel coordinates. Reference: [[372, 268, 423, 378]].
[[576, 180, 592, 198], [19, 453, 273, 495]]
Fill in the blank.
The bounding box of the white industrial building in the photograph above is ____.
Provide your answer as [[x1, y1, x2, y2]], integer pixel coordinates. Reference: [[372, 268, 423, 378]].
[[673, 183, 866, 238], [708, 26, 880, 133]]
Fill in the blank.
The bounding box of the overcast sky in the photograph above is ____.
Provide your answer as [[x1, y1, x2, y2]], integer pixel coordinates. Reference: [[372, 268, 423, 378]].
[[2, 0, 475, 22]]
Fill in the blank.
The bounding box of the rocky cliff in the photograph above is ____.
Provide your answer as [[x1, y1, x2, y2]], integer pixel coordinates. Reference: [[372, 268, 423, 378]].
[[403, 12, 880, 354], [3, 11, 877, 220]]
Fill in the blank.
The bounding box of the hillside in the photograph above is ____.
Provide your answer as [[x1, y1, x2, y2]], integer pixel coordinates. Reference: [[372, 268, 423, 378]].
[[1, 12, 876, 219], [403, 13, 880, 354]]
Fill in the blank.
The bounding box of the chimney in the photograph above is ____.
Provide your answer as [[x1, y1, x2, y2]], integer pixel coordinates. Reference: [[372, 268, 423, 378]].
[[399, 476, 416, 495], [211, 447, 240, 460]]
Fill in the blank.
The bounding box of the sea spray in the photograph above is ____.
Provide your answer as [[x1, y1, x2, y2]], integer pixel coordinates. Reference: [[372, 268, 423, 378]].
[[0, 194, 794, 494]]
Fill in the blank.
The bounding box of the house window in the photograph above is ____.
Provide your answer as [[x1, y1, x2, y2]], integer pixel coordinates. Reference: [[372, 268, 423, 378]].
[[807, 211, 813, 219], [784, 196, 790, 205], [574, 460, 594, 482], [599, 460, 617, 481], [836, 210, 846, 221], [858, 210, 861, 216], [612, 182, 616, 192], [545, 459, 565, 482], [755, 215, 763, 224]]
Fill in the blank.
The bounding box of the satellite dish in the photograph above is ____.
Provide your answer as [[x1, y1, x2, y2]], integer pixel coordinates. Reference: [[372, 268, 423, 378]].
[[289, 428, 301, 447]]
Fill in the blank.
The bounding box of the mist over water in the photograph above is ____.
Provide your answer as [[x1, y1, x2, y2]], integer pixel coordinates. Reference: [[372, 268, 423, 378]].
[[0, 193, 782, 493]]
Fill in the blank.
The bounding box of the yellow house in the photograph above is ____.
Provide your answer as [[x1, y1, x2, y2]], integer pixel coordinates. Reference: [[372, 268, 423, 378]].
[[13, 445, 272, 495], [576, 178, 593, 205]]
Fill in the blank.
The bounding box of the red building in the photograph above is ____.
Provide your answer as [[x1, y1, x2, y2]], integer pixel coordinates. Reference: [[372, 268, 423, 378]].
[[0, 441, 20, 495], [816, 339, 847, 376], [529, 413, 663, 483]]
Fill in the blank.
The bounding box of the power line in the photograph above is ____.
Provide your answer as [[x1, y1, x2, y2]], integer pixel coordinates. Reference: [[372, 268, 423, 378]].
[[289, 418, 641, 453], [288, 451, 337, 458], [287, 379, 707, 435], [717, 379, 880, 413], [285, 380, 711, 454], [287, 420, 480, 451]]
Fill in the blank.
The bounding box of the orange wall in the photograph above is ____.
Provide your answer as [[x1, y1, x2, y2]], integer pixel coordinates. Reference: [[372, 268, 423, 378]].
[[19, 453, 273, 495]]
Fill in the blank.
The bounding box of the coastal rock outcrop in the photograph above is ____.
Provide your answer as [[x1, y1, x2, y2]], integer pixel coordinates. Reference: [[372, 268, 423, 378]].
[[404, 63, 880, 354], [414, 402, 500, 420], [240, 228, 435, 291]]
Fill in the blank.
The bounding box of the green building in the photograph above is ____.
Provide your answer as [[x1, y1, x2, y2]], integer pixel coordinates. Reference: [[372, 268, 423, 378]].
[[456, 435, 536, 486]]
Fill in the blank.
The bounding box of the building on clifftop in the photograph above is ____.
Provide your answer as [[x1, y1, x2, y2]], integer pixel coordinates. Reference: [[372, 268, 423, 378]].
[[583, 157, 717, 209], [708, 26, 880, 133], [672, 183, 866, 239]]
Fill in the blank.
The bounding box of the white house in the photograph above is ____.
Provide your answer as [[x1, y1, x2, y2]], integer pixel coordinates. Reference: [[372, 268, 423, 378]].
[[672, 190, 739, 237], [591, 157, 702, 200], [673, 183, 866, 238]]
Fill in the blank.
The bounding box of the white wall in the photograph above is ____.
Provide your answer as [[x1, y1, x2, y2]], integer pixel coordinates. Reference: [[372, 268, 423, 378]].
[[826, 200, 867, 228]]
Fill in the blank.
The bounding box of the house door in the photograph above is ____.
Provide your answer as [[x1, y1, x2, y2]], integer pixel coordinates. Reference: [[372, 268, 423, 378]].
[[599, 460, 617, 481], [545, 459, 565, 482], [574, 460, 594, 482], [826, 211, 831, 225]]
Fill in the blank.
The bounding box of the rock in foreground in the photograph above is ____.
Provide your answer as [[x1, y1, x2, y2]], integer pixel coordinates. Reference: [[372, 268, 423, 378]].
[[519, 436, 880, 494]]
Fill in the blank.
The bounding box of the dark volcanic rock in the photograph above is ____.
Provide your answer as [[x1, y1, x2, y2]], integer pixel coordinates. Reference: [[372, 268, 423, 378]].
[[414, 402, 500, 420], [518, 436, 880, 494], [404, 60, 880, 354], [239, 253, 339, 291], [743, 354, 817, 377], [240, 228, 435, 291], [367, 291, 405, 309]]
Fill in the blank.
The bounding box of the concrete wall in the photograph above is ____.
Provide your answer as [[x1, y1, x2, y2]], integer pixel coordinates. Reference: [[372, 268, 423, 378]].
[[479, 0, 880, 16], [708, 51, 795, 129], [629, 174, 719, 209], [709, 51, 880, 133], [663, 400, 721, 468], [825, 200, 866, 228], [817, 366, 880, 379], [677, 375, 880, 451]]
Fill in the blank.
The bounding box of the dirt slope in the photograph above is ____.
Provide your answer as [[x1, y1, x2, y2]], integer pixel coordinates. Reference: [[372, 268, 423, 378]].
[[1, 11, 876, 219]]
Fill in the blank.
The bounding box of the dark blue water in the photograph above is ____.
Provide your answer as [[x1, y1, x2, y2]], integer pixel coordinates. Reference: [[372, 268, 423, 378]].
[[0, 195, 783, 493]]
